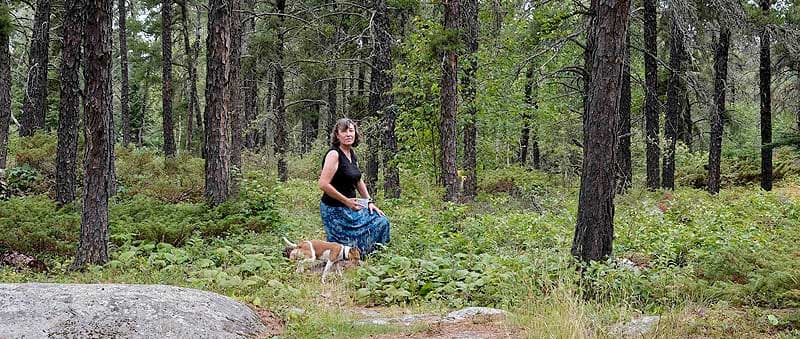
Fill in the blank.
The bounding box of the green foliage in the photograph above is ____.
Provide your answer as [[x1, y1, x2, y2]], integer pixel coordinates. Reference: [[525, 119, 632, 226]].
[[676, 144, 800, 189], [0, 4, 12, 36], [0, 196, 80, 256], [13, 133, 58, 179], [115, 148, 205, 202], [352, 253, 529, 308], [4, 164, 41, 193]]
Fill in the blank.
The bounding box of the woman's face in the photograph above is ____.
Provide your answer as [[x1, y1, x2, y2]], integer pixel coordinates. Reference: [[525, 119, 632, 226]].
[[336, 124, 356, 146]]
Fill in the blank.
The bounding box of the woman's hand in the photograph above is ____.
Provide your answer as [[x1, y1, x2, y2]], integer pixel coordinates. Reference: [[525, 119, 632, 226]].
[[346, 198, 364, 211], [368, 202, 385, 216]]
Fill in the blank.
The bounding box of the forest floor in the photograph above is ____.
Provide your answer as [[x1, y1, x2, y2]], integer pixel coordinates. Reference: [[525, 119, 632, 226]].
[[2, 145, 800, 338]]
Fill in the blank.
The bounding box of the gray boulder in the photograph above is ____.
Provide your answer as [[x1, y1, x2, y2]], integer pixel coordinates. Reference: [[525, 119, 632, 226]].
[[0, 283, 269, 338], [608, 315, 661, 337]]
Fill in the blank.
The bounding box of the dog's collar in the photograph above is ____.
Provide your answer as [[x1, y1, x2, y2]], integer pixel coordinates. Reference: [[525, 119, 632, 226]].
[[341, 245, 351, 260]]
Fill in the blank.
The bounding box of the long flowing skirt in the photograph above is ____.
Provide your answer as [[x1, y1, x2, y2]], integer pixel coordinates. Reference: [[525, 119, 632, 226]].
[[320, 201, 390, 256]]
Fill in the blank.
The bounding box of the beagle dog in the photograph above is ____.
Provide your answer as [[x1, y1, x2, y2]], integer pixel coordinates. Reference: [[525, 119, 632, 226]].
[[282, 237, 361, 283]]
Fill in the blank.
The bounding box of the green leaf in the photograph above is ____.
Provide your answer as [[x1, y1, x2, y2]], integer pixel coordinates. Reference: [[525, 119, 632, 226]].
[[767, 314, 780, 326]]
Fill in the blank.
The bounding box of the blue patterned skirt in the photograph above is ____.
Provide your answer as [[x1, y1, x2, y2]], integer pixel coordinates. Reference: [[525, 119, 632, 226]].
[[320, 201, 390, 257]]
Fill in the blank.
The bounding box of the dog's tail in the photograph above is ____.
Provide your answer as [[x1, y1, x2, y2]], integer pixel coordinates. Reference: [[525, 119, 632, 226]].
[[282, 237, 298, 247]]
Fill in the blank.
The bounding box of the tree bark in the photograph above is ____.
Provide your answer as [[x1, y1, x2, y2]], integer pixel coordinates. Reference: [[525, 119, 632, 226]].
[[179, 0, 200, 152], [662, 16, 682, 190], [461, 0, 478, 201], [20, 0, 50, 136], [229, 0, 243, 193], [193, 10, 203, 145], [796, 64, 800, 132], [681, 92, 691, 151], [760, 0, 772, 191], [643, 0, 660, 190], [204, 0, 230, 205], [440, 0, 460, 202], [119, 0, 131, 147], [273, 0, 287, 182], [707, 29, 729, 195], [0, 9, 11, 169], [300, 104, 318, 154], [242, 0, 258, 150], [369, 0, 399, 198], [74, 0, 112, 268], [357, 62, 366, 97], [56, 0, 82, 205], [581, 0, 595, 126], [616, 33, 631, 194], [162, 0, 176, 157], [326, 77, 337, 134], [138, 68, 150, 147], [572, 0, 629, 263], [519, 64, 533, 166]]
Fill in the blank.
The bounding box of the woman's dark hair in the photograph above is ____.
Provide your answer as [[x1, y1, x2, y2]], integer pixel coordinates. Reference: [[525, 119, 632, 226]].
[[329, 118, 361, 147]]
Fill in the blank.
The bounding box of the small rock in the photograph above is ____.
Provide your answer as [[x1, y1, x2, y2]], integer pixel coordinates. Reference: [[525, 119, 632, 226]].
[[288, 307, 306, 315], [608, 315, 661, 337], [443, 307, 508, 323], [355, 313, 441, 326], [351, 308, 382, 317]]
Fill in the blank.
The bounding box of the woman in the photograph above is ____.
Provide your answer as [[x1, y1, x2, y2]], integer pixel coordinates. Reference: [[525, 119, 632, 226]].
[[318, 118, 390, 256]]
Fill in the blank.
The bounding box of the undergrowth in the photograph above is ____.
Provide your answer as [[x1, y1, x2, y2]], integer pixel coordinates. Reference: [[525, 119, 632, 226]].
[[1, 139, 800, 337]]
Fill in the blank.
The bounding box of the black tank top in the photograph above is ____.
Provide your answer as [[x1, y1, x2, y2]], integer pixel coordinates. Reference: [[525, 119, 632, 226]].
[[321, 147, 362, 207]]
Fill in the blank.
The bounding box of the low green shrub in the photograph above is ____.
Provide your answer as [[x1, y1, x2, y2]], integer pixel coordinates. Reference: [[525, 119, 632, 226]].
[[115, 148, 205, 203], [0, 195, 80, 256], [352, 252, 531, 308], [0, 174, 282, 255]]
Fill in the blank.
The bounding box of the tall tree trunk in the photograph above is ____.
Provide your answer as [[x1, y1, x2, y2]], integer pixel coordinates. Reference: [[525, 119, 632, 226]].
[[56, 0, 82, 205], [179, 0, 199, 152], [581, 1, 595, 124], [204, 0, 230, 205], [616, 33, 632, 194], [20, 0, 51, 136], [229, 0, 243, 193], [519, 64, 533, 166], [326, 77, 337, 134], [681, 95, 691, 151], [242, 0, 258, 150], [274, 0, 287, 182], [572, 0, 629, 263], [643, 0, 660, 190], [193, 10, 203, 146], [357, 62, 366, 97], [707, 29, 729, 195], [461, 0, 478, 201], [0, 8, 11, 169], [105, 8, 116, 197], [760, 0, 772, 191], [243, 76, 258, 149], [796, 64, 800, 131], [532, 131, 540, 169], [350, 63, 357, 98], [139, 68, 150, 147], [301, 106, 317, 154], [260, 72, 272, 149], [119, 0, 131, 147], [440, 0, 459, 202], [74, 0, 112, 268], [369, 0, 399, 198], [162, 0, 176, 157], [662, 16, 682, 190]]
